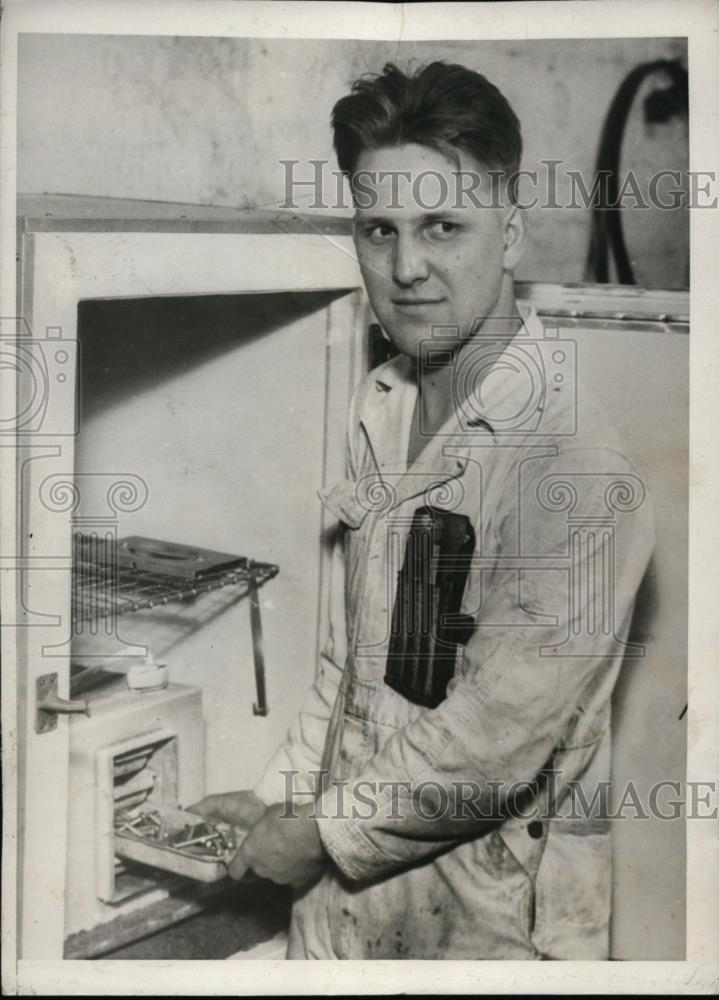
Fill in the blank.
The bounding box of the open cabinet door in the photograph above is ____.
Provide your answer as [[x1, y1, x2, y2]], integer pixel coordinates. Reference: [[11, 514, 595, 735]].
[[12, 209, 366, 959], [16, 444, 76, 959], [15, 230, 77, 958]]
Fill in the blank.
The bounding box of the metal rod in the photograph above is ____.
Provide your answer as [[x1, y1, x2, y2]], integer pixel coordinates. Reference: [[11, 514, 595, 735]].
[[248, 572, 268, 717], [172, 833, 219, 849]]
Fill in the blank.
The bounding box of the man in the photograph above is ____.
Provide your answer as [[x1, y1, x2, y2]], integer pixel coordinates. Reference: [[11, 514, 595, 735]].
[[194, 61, 654, 959]]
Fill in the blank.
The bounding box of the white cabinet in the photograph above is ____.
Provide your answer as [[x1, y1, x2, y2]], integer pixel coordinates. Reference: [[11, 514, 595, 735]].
[[14, 196, 367, 957]]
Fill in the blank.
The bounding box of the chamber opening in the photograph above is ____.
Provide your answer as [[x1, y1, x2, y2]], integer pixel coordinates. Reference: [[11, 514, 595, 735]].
[[77, 288, 351, 419]]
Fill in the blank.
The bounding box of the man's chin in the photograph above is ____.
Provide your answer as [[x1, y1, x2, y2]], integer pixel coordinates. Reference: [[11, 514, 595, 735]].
[[382, 326, 471, 364]]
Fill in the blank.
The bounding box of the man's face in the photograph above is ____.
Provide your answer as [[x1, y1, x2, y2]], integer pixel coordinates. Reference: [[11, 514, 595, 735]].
[[352, 144, 522, 360]]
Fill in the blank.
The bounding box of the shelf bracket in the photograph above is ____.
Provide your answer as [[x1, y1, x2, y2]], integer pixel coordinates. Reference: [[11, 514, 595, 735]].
[[248, 571, 268, 717]]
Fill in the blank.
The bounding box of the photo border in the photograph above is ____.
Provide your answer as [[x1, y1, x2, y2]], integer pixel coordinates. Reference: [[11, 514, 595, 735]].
[[1, 0, 717, 994]]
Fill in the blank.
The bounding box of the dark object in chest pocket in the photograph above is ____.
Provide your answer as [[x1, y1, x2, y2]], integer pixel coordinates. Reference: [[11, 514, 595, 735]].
[[385, 506, 475, 708]]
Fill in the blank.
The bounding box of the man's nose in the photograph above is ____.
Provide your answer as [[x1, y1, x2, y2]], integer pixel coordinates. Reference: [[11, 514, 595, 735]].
[[392, 234, 430, 286]]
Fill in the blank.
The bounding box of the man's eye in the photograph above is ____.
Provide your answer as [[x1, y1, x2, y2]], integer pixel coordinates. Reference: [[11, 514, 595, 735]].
[[427, 221, 459, 239], [364, 225, 396, 244]]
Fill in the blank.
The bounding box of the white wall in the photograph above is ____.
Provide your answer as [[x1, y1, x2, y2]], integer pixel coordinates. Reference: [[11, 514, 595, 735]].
[[18, 34, 688, 287]]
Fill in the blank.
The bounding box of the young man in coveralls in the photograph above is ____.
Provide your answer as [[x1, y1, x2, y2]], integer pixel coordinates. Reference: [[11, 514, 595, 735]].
[[195, 61, 654, 960]]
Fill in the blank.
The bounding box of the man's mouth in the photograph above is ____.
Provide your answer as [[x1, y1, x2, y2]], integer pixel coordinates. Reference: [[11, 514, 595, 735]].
[[392, 297, 446, 310]]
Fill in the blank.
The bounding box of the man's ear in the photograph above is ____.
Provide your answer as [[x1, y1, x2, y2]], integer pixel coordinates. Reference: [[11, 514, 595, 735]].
[[502, 205, 527, 271]]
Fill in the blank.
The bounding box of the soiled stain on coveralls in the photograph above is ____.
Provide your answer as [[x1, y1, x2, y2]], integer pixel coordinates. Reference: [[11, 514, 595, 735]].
[[255, 304, 655, 960]]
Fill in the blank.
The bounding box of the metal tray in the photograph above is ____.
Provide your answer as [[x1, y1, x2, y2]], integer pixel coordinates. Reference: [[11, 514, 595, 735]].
[[114, 807, 242, 883]]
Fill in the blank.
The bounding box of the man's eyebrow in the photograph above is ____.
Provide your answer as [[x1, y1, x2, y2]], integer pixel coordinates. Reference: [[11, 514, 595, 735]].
[[354, 213, 395, 226], [421, 210, 466, 221], [355, 210, 466, 224]]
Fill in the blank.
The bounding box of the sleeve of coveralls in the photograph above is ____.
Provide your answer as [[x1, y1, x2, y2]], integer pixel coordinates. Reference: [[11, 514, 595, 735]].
[[252, 384, 364, 806], [315, 446, 656, 882]]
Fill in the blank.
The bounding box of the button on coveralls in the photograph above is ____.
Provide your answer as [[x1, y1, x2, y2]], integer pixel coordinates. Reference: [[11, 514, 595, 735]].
[[254, 304, 655, 959]]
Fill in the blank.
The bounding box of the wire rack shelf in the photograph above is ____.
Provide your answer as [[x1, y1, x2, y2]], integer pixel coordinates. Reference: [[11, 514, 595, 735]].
[[71, 533, 278, 628]]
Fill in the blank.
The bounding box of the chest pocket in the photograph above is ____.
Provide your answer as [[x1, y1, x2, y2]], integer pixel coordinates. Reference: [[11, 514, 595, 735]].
[[384, 506, 476, 708]]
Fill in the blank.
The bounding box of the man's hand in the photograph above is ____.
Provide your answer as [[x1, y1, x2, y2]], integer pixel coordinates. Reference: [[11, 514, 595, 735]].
[[233, 801, 326, 889], [188, 790, 268, 831]]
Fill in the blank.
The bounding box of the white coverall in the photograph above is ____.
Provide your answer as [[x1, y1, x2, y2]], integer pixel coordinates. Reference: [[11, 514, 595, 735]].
[[254, 304, 655, 959]]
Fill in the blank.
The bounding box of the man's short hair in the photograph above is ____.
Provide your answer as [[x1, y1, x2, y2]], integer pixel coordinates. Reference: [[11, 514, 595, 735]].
[[331, 61, 522, 199]]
